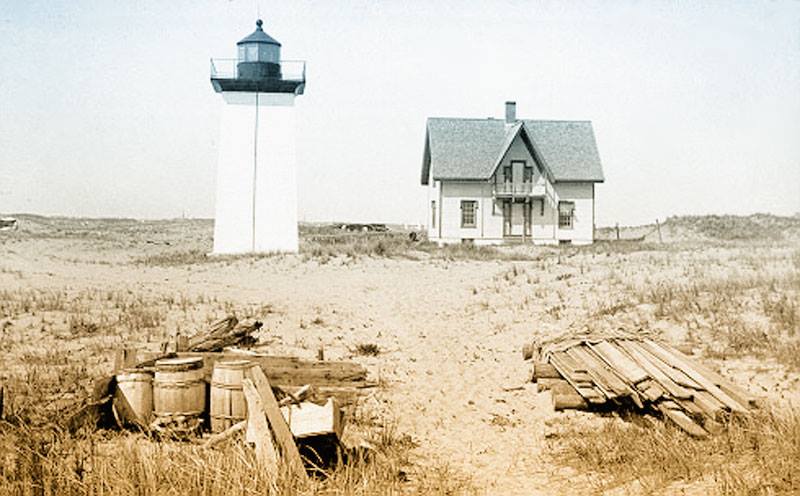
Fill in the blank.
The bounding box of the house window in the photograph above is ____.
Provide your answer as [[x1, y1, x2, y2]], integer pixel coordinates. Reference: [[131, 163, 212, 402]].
[[461, 200, 477, 228], [503, 165, 512, 184], [558, 201, 575, 229], [523, 165, 533, 183], [431, 200, 436, 228]]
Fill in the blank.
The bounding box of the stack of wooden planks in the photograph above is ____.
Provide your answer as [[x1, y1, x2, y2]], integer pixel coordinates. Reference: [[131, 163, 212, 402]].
[[525, 329, 758, 437]]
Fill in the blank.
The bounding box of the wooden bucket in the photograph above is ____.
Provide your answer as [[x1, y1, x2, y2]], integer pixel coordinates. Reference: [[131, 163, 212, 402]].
[[153, 357, 206, 424], [114, 369, 153, 427], [210, 360, 251, 433]]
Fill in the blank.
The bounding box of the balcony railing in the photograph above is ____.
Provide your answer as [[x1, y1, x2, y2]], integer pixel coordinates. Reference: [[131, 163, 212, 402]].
[[210, 58, 306, 82], [493, 182, 546, 197]]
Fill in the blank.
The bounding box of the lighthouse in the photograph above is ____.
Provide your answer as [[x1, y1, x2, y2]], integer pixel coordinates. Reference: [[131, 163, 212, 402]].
[[210, 20, 306, 254]]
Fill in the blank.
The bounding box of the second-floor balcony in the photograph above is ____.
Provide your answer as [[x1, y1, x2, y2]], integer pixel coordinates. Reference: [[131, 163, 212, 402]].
[[493, 181, 546, 197]]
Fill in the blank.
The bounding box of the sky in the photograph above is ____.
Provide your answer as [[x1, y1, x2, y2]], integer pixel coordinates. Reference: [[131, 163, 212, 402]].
[[1, 0, 799, 226]]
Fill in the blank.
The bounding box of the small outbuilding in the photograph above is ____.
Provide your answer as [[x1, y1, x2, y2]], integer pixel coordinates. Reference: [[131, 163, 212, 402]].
[[421, 102, 605, 245]]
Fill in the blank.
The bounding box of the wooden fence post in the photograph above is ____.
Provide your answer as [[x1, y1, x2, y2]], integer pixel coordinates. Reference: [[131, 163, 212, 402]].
[[656, 219, 663, 244]]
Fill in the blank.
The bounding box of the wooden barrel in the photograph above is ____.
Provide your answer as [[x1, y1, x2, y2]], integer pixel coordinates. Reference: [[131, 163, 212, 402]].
[[114, 369, 153, 427], [153, 357, 206, 424], [210, 360, 251, 433]]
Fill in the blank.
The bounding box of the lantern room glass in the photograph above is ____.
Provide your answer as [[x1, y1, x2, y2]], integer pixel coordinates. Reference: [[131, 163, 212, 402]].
[[237, 44, 280, 63]]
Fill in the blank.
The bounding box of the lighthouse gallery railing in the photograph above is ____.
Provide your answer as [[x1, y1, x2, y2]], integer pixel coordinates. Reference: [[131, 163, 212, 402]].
[[209, 59, 306, 82]]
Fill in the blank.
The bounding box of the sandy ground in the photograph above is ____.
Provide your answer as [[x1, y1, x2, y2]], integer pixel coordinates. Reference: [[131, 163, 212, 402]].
[[1, 216, 799, 495]]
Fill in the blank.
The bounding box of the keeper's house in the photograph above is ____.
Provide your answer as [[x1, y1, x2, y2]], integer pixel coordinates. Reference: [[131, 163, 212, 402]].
[[421, 102, 604, 245]]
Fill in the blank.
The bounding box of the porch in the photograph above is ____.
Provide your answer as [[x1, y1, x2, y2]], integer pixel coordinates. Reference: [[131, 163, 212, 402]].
[[498, 197, 544, 240]]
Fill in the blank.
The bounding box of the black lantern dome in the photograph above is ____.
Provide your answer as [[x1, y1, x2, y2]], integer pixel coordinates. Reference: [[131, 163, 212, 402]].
[[237, 19, 282, 79]]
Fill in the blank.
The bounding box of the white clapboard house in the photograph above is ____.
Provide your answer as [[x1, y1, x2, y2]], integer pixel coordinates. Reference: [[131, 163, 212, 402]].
[[421, 102, 605, 245]]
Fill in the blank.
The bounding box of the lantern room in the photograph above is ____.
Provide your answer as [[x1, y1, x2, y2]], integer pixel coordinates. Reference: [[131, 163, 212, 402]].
[[210, 19, 306, 95], [236, 19, 281, 79]]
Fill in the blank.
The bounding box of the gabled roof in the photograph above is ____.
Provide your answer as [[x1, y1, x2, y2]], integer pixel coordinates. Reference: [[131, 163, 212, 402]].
[[490, 121, 555, 183], [421, 117, 604, 185]]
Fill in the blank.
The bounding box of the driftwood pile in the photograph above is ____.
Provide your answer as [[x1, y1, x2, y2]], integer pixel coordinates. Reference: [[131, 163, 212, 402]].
[[524, 330, 758, 437], [111, 316, 372, 406], [182, 316, 260, 352]]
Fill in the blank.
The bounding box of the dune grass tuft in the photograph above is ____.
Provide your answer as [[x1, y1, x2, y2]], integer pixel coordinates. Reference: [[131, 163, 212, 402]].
[[549, 407, 800, 494]]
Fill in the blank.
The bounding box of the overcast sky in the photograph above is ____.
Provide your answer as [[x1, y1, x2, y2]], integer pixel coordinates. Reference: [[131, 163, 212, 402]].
[[1, 0, 799, 226]]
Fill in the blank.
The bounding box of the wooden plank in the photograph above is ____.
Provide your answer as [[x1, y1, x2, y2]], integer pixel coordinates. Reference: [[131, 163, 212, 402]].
[[242, 378, 279, 475], [546, 379, 588, 410], [633, 343, 703, 390], [588, 341, 649, 384], [575, 387, 604, 402], [176, 335, 190, 352], [548, 379, 580, 396], [113, 348, 137, 372], [174, 352, 369, 387], [551, 350, 588, 374], [619, 340, 693, 400], [300, 385, 367, 407], [532, 362, 561, 380], [553, 393, 588, 410], [137, 351, 373, 405], [718, 383, 759, 410], [247, 366, 308, 481], [692, 390, 726, 420], [536, 377, 565, 392], [637, 379, 665, 402], [565, 348, 616, 398], [643, 340, 748, 414], [139, 351, 370, 386], [677, 398, 705, 418], [668, 347, 759, 407], [548, 353, 606, 404], [567, 346, 636, 400], [659, 402, 708, 437]]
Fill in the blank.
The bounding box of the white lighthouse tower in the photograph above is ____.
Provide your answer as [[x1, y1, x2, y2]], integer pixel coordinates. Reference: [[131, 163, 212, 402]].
[[210, 20, 306, 254]]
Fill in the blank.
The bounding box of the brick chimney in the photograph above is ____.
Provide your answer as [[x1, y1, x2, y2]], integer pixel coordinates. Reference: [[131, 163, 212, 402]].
[[505, 101, 516, 123]]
